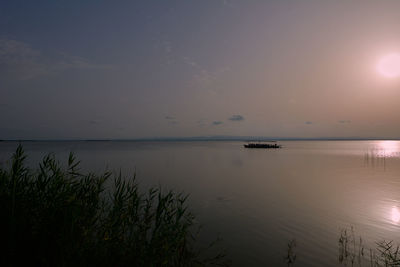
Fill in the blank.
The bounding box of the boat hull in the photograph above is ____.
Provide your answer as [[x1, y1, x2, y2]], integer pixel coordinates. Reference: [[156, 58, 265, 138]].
[[244, 144, 281, 149]]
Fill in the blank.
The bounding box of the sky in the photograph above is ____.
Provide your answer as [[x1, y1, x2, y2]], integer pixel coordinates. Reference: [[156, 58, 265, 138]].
[[1, 0, 400, 140]]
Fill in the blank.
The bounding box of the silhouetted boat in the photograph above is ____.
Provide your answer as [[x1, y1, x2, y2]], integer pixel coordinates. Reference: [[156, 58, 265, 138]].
[[244, 142, 281, 149]]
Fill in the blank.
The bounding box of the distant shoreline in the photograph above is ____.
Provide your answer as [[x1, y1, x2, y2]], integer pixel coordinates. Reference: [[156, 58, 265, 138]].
[[0, 137, 399, 142]]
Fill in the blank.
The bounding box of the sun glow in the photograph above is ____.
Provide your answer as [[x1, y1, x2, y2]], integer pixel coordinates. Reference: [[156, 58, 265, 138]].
[[377, 53, 400, 78]]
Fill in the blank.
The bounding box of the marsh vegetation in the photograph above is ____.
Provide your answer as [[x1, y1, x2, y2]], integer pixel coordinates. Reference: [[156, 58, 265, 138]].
[[0, 145, 225, 266]]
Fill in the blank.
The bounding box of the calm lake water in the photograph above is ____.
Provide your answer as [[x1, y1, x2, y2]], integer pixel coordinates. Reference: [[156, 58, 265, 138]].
[[1, 140, 400, 266]]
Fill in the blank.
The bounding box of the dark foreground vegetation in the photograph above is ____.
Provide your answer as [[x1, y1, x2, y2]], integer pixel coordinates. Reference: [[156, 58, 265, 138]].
[[285, 228, 400, 266], [338, 227, 400, 267], [0, 146, 225, 267]]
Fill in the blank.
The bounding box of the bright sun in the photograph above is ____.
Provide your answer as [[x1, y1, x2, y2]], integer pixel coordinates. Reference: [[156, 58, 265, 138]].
[[377, 53, 400, 78]]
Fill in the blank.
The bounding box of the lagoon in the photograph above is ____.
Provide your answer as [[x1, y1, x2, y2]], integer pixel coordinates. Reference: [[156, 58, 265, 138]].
[[1, 140, 400, 266]]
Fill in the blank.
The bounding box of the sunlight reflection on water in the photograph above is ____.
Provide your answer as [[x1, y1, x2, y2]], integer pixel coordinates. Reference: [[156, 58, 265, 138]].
[[372, 140, 400, 158], [391, 206, 400, 224]]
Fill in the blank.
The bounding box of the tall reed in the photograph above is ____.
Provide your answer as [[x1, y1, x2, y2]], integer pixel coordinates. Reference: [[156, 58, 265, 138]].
[[338, 227, 400, 267], [0, 145, 226, 266]]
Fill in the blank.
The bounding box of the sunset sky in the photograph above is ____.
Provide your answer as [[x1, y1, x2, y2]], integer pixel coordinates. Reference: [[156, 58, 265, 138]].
[[1, 0, 400, 139]]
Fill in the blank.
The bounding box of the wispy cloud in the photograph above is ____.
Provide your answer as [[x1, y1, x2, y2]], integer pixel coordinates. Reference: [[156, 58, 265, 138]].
[[196, 119, 206, 127], [305, 121, 313, 125], [338, 120, 351, 124], [212, 121, 223, 126], [183, 56, 216, 87], [228, 115, 244, 121], [220, 0, 236, 8], [164, 116, 178, 125], [183, 56, 230, 90], [0, 38, 113, 80], [88, 119, 101, 125]]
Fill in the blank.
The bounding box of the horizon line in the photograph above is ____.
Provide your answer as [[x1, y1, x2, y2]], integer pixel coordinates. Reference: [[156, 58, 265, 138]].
[[1, 136, 400, 142]]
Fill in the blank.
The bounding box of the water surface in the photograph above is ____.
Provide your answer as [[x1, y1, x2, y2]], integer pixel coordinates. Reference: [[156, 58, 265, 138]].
[[1, 140, 400, 266]]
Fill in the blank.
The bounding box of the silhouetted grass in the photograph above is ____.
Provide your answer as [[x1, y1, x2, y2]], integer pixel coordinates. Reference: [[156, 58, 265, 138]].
[[285, 239, 296, 266], [338, 227, 400, 267], [0, 145, 226, 267], [283, 227, 400, 266]]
